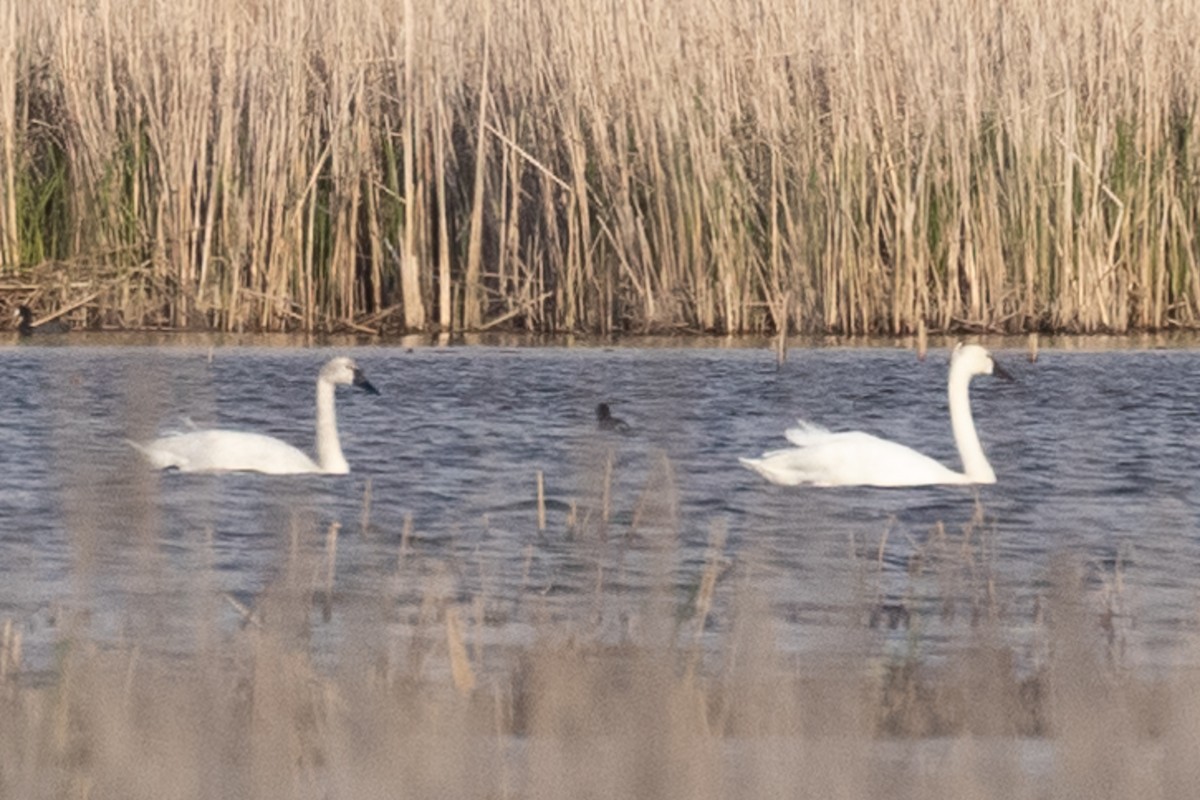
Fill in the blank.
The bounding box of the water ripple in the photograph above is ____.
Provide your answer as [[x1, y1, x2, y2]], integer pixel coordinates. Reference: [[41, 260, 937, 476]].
[[1, 344, 1199, 666]]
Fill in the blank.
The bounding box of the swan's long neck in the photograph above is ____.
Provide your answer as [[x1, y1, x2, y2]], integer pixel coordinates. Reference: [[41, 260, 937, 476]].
[[314, 378, 349, 474], [947, 364, 995, 483]]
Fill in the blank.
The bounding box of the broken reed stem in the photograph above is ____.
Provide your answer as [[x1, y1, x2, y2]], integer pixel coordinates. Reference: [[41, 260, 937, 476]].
[[917, 319, 928, 361], [535, 469, 545, 531], [223, 593, 260, 628]]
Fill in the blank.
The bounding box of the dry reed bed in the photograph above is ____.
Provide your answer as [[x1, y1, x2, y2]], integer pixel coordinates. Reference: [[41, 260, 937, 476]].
[[3, 0, 1200, 335]]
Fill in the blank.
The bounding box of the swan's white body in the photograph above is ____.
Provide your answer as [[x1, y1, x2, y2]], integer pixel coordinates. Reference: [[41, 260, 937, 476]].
[[133, 356, 379, 475], [739, 344, 1006, 487]]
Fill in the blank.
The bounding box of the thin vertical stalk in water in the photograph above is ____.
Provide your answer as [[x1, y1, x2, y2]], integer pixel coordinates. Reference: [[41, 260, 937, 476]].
[[536, 470, 546, 532], [602, 451, 613, 526], [691, 523, 727, 646], [323, 521, 340, 622], [0, 618, 20, 681], [445, 607, 476, 694], [360, 477, 373, 538], [398, 511, 414, 571]]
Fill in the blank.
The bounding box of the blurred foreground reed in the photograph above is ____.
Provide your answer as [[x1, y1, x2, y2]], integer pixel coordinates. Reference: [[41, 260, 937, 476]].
[[0, 460, 1194, 800]]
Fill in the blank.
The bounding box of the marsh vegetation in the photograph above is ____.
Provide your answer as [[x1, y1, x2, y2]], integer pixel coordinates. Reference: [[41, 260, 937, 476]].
[[3, 0, 1200, 334], [0, 457, 1187, 800]]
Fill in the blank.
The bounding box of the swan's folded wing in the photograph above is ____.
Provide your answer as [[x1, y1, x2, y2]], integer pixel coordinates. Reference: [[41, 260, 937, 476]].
[[783, 421, 836, 446], [741, 432, 894, 486], [127, 437, 189, 471], [739, 447, 836, 486], [132, 430, 321, 474], [743, 429, 966, 487]]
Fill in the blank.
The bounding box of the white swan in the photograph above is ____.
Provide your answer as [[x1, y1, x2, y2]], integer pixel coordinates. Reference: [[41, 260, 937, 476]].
[[739, 343, 1010, 487], [132, 356, 380, 475]]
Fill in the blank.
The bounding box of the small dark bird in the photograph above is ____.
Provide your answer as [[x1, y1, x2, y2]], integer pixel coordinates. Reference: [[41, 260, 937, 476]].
[[596, 403, 631, 433], [15, 305, 70, 337]]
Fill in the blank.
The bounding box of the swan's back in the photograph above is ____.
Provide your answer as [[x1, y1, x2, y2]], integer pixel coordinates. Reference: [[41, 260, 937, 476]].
[[134, 429, 323, 475], [740, 424, 969, 487]]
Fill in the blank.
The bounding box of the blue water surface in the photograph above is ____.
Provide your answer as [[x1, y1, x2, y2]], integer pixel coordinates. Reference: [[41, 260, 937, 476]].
[[2, 340, 1198, 670]]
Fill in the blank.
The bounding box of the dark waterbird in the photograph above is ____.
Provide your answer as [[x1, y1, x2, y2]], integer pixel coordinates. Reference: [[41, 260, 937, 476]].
[[15, 305, 70, 337], [596, 403, 631, 433]]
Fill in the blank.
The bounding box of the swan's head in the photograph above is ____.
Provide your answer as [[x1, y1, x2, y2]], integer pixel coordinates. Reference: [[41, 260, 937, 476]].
[[320, 356, 380, 395], [951, 343, 1012, 380]]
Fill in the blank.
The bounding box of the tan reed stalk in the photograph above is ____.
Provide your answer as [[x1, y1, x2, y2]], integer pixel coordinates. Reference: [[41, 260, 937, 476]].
[[691, 523, 727, 646], [323, 521, 340, 622], [601, 452, 613, 525], [0, 618, 19, 681], [0, 0, 17, 270], [536, 470, 546, 531], [434, 94, 453, 330], [445, 606, 476, 694], [399, 511, 414, 568], [462, 2, 491, 330], [398, 0, 428, 330]]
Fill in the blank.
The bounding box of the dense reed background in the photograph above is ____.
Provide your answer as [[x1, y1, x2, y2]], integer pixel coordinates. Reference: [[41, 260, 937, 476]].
[[2, 0, 1200, 333]]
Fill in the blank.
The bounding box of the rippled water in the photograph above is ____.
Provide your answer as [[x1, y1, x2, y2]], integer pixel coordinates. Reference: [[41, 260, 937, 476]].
[[3, 340, 1200, 669]]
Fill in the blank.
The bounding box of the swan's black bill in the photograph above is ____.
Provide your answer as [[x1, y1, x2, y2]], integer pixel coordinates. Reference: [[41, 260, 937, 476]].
[[992, 359, 1014, 381], [353, 369, 380, 395]]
